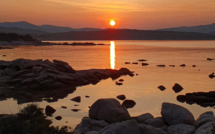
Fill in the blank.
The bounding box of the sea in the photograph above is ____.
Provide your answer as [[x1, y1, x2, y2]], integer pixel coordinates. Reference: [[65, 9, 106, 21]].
[[0, 40, 215, 128]]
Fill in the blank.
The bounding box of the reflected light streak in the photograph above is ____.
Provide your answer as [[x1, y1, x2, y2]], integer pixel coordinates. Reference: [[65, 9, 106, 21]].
[[110, 41, 115, 69]]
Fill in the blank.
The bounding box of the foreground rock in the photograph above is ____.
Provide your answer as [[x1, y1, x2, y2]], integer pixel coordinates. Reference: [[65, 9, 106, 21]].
[[74, 99, 215, 134], [122, 99, 136, 109], [161, 102, 195, 125], [177, 91, 215, 107], [0, 59, 133, 104], [45, 105, 56, 116], [89, 99, 130, 123]]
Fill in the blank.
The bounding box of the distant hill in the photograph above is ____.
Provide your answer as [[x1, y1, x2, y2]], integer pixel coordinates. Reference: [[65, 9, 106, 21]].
[[0, 27, 47, 35], [157, 23, 215, 33], [0, 21, 102, 34], [35, 29, 215, 41], [0, 33, 37, 42]]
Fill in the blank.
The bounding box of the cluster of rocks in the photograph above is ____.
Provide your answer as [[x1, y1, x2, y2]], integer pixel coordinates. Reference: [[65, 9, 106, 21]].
[[177, 91, 215, 107], [73, 98, 215, 134], [0, 59, 133, 104], [157, 83, 183, 93]]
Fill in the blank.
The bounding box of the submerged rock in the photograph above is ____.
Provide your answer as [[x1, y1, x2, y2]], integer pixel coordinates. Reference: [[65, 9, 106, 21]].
[[89, 99, 130, 123], [161, 102, 195, 125]]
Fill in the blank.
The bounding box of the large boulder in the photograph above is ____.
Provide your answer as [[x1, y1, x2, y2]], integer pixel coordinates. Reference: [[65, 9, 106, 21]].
[[138, 124, 168, 134], [167, 124, 195, 134], [161, 102, 195, 125], [89, 99, 130, 123], [73, 117, 109, 134], [194, 111, 215, 128], [194, 121, 215, 134], [99, 119, 141, 134], [134, 113, 154, 123]]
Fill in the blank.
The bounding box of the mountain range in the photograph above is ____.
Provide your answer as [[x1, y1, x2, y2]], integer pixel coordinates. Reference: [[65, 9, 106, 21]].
[[0, 21, 215, 40]]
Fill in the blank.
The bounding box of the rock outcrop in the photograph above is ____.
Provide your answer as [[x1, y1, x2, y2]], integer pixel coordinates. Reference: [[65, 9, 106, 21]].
[[0, 59, 133, 104]]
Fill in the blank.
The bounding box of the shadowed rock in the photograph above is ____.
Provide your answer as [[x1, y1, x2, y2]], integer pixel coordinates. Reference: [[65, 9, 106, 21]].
[[207, 58, 215, 61], [180, 64, 186, 67], [45, 105, 56, 116], [142, 63, 149, 66], [132, 62, 138, 64], [71, 109, 81, 112], [89, 99, 130, 123], [177, 91, 215, 107], [115, 81, 123, 86], [172, 83, 183, 93], [55, 116, 62, 120], [122, 100, 136, 109], [116, 95, 126, 100], [71, 96, 81, 103], [138, 59, 147, 62], [125, 62, 130, 64], [157, 65, 165, 67], [158, 85, 166, 91], [209, 73, 215, 79], [169, 65, 175, 67]]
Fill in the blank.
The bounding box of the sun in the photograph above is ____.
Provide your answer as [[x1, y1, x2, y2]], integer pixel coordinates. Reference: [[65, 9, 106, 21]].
[[110, 20, 116, 26]]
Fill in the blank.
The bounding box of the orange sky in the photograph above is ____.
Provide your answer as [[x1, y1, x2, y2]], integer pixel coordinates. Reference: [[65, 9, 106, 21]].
[[0, 0, 215, 29]]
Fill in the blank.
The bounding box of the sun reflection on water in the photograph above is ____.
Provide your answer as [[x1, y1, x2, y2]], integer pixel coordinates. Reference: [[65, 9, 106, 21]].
[[110, 41, 115, 69]]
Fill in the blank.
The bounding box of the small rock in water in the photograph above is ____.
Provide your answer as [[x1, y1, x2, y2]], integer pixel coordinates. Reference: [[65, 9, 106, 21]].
[[207, 58, 215, 61], [192, 65, 197, 67], [172, 83, 183, 93], [158, 85, 166, 91], [142, 63, 149, 66], [2, 55, 6, 57], [118, 79, 124, 82], [209, 73, 215, 79], [55, 116, 62, 120], [45, 105, 56, 116], [180, 64, 186, 67], [116, 81, 123, 86], [125, 62, 130, 64], [61, 106, 67, 109], [122, 99, 136, 109], [74, 104, 79, 106], [132, 62, 138, 64], [71, 96, 81, 103], [85, 95, 90, 98], [157, 65, 165, 67], [169, 65, 175, 67], [117, 95, 126, 100], [71, 109, 80, 112], [136, 74, 139, 76], [138, 59, 147, 62]]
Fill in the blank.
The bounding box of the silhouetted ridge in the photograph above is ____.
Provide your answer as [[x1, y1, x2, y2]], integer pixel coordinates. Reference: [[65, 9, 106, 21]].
[[0, 33, 37, 42]]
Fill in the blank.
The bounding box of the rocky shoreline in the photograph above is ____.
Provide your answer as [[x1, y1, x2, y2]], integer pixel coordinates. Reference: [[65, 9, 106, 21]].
[[0, 59, 133, 104], [72, 98, 215, 134]]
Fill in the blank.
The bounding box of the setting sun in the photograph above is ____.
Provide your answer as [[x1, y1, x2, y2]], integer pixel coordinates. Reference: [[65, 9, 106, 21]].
[[110, 20, 116, 26]]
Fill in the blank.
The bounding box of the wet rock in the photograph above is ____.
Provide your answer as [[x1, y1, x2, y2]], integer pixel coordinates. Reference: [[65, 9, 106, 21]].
[[116, 95, 126, 100], [138, 59, 147, 62], [167, 124, 195, 134], [209, 73, 215, 79], [99, 119, 141, 134], [115, 81, 123, 85], [194, 121, 215, 134], [89, 99, 130, 123], [55, 116, 62, 120], [138, 124, 168, 134], [158, 85, 166, 91], [71, 96, 81, 103], [194, 112, 215, 128], [118, 79, 124, 82], [180, 64, 186, 67], [176, 91, 215, 107], [132, 62, 138, 64], [161, 102, 195, 125], [71, 109, 80, 112], [122, 99, 136, 109], [134, 113, 154, 123], [61, 106, 67, 109], [45, 105, 56, 116], [169, 65, 175, 67], [125, 62, 130, 64], [172, 83, 183, 93], [73, 117, 109, 134], [142, 63, 149, 66], [157, 65, 165, 67]]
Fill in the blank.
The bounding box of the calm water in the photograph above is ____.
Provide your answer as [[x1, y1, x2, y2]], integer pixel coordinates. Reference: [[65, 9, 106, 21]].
[[0, 40, 215, 128]]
